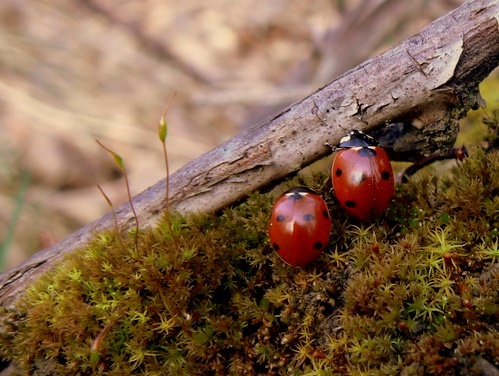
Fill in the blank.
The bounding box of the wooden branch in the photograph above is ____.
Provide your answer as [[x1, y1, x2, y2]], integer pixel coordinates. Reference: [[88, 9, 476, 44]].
[[1, 0, 498, 306]]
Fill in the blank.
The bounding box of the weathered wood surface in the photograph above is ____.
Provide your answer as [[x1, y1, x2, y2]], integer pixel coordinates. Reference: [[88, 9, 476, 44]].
[[1, 0, 498, 307]]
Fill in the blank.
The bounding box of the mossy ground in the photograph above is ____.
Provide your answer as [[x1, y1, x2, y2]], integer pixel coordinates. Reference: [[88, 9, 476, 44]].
[[1, 120, 499, 375]]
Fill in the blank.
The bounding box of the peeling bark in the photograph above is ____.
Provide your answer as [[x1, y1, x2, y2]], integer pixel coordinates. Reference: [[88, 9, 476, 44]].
[[0, 0, 498, 307]]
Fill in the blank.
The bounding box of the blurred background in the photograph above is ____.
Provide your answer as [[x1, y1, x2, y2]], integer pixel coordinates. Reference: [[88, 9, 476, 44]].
[[0, 0, 487, 270]]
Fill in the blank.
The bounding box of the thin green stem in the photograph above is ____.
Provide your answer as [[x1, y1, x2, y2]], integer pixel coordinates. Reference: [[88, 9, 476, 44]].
[[96, 184, 126, 252], [0, 170, 30, 271], [96, 140, 139, 251]]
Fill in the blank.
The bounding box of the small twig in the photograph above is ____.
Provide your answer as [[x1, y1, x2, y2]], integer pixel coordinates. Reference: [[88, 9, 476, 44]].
[[400, 146, 469, 183]]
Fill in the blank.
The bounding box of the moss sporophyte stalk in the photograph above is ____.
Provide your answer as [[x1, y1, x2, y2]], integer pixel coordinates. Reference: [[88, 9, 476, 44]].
[[1, 136, 499, 373]]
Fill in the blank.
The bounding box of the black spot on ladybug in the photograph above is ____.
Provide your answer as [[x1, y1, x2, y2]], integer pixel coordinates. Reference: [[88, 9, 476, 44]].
[[335, 168, 343, 177], [276, 215, 286, 222], [345, 200, 357, 208], [358, 147, 377, 158], [273, 243, 280, 251], [314, 241, 324, 250], [322, 210, 329, 219], [303, 214, 315, 221], [381, 171, 391, 180]]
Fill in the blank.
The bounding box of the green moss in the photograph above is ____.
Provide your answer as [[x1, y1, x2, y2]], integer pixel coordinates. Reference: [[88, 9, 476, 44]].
[[1, 117, 499, 375]]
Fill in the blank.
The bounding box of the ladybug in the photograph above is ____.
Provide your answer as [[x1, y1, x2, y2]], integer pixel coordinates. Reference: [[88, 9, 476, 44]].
[[332, 130, 394, 222], [268, 187, 331, 267]]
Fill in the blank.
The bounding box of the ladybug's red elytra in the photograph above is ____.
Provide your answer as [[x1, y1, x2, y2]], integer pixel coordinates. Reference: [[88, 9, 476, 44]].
[[332, 130, 394, 222], [268, 187, 331, 267]]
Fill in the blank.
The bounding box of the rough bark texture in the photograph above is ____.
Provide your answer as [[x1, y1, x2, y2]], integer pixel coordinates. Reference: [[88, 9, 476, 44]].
[[0, 0, 498, 307]]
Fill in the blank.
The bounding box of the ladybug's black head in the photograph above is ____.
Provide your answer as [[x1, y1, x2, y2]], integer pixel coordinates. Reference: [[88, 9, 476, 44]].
[[339, 130, 378, 148], [285, 186, 317, 198]]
